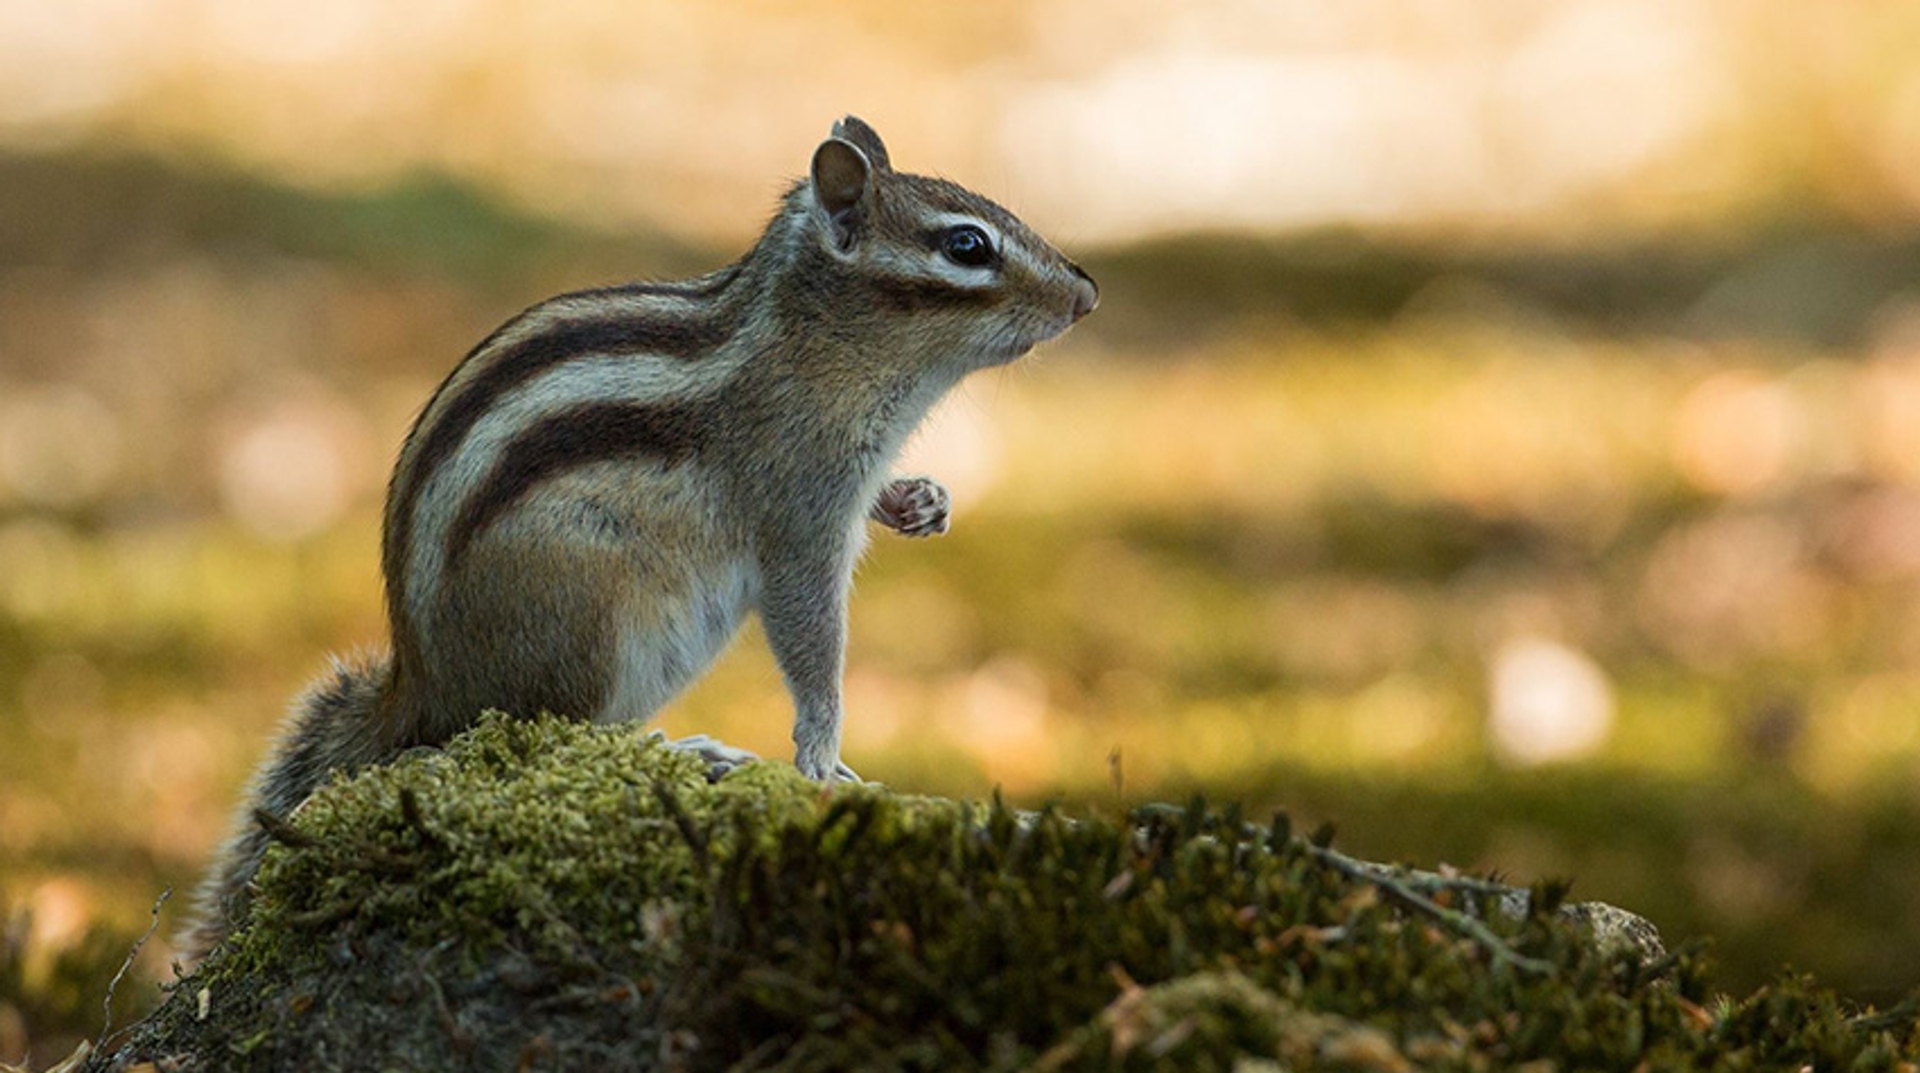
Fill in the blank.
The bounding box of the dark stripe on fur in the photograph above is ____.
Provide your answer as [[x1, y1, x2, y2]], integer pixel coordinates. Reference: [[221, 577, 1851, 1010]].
[[565, 266, 742, 307], [410, 306, 726, 510], [443, 401, 708, 564], [383, 281, 736, 614], [868, 274, 1005, 313]]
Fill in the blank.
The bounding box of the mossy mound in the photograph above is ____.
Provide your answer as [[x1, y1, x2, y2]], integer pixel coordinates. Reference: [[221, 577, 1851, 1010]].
[[98, 715, 1917, 1070]]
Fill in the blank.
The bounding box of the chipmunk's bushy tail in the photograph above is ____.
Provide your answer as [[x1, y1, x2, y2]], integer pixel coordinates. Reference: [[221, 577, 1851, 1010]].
[[177, 654, 391, 968]]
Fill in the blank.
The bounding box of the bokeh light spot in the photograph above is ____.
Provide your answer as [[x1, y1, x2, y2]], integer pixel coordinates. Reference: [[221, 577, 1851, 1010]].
[[1487, 636, 1615, 766]]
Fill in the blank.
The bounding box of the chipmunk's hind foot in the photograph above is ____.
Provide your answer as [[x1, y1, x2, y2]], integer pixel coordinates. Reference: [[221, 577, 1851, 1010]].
[[660, 732, 763, 782]]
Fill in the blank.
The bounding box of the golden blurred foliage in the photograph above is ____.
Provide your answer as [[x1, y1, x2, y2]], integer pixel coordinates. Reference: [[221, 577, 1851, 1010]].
[[2, 1, 1919, 240]]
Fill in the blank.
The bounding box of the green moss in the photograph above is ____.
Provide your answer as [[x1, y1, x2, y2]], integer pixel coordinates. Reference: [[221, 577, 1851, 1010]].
[[100, 714, 1919, 1071], [207, 714, 882, 980], [1032, 971, 1418, 1072]]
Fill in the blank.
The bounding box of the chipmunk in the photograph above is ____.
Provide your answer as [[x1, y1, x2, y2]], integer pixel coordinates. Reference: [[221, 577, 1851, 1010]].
[[178, 116, 1098, 965]]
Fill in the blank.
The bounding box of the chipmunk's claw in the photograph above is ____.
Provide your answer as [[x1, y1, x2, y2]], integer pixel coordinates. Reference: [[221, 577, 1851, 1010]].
[[870, 475, 950, 538]]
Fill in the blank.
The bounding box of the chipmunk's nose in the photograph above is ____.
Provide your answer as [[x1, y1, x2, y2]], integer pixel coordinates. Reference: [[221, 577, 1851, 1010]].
[[1068, 262, 1099, 321]]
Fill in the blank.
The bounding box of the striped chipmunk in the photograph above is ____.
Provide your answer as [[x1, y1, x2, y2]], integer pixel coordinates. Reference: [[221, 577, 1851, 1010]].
[[179, 116, 1098, 964]]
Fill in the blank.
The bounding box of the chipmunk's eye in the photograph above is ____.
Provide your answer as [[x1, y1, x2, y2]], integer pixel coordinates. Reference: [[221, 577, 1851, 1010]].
[[939, 224, 997, 268]]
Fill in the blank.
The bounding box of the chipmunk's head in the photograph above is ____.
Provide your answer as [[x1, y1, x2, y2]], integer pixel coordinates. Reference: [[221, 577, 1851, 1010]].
[[797, 115, 1097, 368]]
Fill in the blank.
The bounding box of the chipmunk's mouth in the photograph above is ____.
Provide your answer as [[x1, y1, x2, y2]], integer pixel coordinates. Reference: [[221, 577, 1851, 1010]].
[[979, 340, 1035, 366], [977, 313, 1079, 366]]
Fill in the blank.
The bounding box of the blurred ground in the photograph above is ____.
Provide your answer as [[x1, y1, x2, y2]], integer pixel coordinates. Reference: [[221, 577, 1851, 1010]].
[[3, 2, 1920, 1066]]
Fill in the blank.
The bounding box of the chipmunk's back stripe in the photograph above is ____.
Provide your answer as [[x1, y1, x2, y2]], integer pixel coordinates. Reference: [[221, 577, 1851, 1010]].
[[414, 310, 729, 499], [566, 267, 742, 305], [385, 283, 739, 598], [443, 401, 707, 565], [402, 274, 737, 512], [420, 273, 736, 427]]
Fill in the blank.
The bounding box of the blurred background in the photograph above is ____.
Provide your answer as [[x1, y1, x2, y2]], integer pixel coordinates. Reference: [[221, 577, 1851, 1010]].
[[5, 0, 1920, 1061]]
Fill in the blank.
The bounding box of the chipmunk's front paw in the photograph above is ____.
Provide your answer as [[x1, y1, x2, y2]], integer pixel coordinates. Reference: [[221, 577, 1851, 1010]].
[[870, 475, 950, 538], [793, 740, 865, 783]]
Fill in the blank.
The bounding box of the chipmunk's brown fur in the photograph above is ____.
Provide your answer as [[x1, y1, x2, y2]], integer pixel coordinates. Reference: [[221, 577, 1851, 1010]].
[[179, 116, 1097, 965]]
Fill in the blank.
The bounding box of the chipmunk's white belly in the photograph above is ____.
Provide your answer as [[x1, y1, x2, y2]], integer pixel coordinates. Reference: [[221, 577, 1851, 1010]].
[[597, 555, 757, 725]]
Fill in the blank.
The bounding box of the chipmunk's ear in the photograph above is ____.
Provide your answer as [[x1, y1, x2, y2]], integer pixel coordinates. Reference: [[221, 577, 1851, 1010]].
[[810, 135, 872, 250], [830, 115, 891, 172]]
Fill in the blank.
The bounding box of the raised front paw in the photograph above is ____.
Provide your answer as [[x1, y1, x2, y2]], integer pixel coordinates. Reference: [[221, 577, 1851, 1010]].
[[869, 475, 950, 538]]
